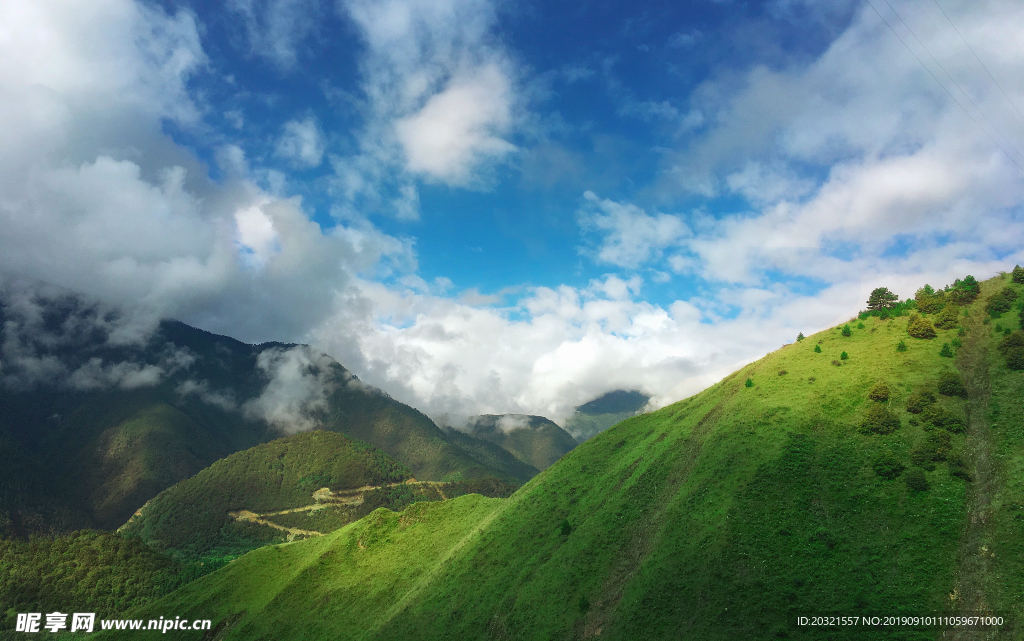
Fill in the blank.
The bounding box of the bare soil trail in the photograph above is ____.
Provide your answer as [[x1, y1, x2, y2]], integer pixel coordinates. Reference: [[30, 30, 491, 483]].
[[950, 312, 999, 641], [228, 479, 451, 540]]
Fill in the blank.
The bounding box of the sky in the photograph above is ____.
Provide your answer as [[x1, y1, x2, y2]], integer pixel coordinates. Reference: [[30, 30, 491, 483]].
[[2, 0, 1024, 424]]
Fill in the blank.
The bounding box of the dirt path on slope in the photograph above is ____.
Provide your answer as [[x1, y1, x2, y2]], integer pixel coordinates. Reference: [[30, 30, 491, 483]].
[[228, 479, 450, 540], [229, 510, 323, 540], [948, 313, 998, 641]]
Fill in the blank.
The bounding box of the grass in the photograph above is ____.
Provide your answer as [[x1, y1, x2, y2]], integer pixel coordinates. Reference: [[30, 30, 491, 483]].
[[89, 273, 1024, 640]]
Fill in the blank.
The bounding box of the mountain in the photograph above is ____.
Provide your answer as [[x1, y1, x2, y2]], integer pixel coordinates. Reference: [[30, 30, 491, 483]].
[[563, 389, 650, 442], [0, 279, 530, 537], [112, 272, 1024, 639], [445, 414, 578, 471], [119, 430, 518, 564]]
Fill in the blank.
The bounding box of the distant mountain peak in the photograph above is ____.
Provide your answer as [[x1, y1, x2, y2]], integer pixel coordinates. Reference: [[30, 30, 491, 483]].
[[576, 389, 650, 415]]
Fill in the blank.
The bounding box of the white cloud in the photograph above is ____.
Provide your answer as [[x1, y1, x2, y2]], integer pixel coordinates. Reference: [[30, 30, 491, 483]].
[[243, 345, 337, 433], [276, 117, 325, 168], [395, 63, 516, 185], [578, 191, 691, 269], [495, 415, 530, 432], [333, 0, 523, 211], [227, 0, 322, 69], [0, 0, 415, 348]]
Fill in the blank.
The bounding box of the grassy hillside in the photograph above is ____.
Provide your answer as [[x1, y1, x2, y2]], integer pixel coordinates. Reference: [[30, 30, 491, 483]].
[[106, 272, 1024, 640], [449, 414, 578, 471], [564, 390, 650, 442]]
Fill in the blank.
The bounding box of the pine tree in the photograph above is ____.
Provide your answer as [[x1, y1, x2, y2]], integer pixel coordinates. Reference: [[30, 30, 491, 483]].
[[866, 287, 899, 311]]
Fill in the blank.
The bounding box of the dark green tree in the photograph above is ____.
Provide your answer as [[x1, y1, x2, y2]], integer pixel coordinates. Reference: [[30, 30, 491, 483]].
[[814, 344, 822, 353], [946, 275, 980, 305], [1012, 265, 1024, 284], [866, 287, 899, 310], [841, 324, 852, 337]]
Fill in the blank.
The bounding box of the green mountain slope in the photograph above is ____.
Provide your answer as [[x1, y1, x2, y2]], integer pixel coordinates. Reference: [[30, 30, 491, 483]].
[[114, 272, 1024, 640], [0, 282, 530, 535], [118, 430, 518, 564], [563, 389, 649, 442], [448, 414, 578, 471]]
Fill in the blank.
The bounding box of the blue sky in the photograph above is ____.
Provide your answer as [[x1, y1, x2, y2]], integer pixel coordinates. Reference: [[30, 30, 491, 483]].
[[2, 0, 1024, 423]]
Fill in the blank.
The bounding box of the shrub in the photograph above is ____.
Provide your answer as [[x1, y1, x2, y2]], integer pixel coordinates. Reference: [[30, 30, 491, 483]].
[[951, 337, 962, 348], [948, 456, 972, 481], [1007, 348, 1024, 371], [996, 323, 1003, 333], [986, 287, 1019, 317], [934, 304, 960, 330], [909, 446, 936, 471], [921, 430, 952, 462], [920, 405, 966, 433], [873, 451, 904, 479], [867, 287, 899, 311], [744, 378, 754, 388], [560, 519, 572, 536], [999, 331, 1024, 353], [896, 340, 907, 352], [861, 404, 901, 434], [939, 343, 954, 358], [905, 468, 929, 492], [1012, 264, 1024, 284], [778, 369, 788, 376], [797, 332, 805, 341], [867, 382, 890, 402], [937, 371, 967, 397], [907, 314, 937, 339], [856, 322, 865, 329], [832, 359, 842, 367], [807, 376, 815, 383], [906, 391, 936, 414], [841, 324, 852, 337], [1006, 328, 1013, 336], [957, 326, 966, 336], [814, 344, 822, 353]]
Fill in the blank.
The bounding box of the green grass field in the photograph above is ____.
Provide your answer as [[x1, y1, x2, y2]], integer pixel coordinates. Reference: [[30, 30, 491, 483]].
[[90, 273, 1024, 640]]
